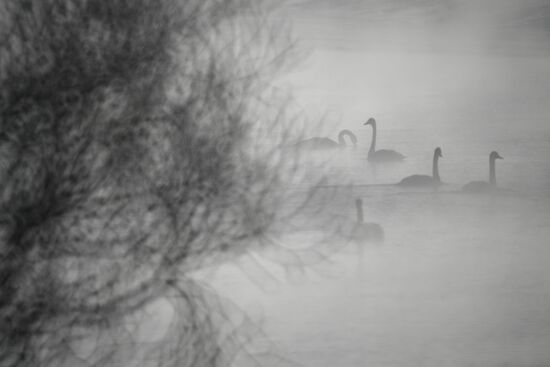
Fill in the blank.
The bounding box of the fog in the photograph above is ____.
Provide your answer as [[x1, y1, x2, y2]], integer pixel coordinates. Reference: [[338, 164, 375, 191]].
[[284, 0, 550, 54], [204, 1, 550, 366], [281, 0, 550, 131], [6, 1, 550, 366]]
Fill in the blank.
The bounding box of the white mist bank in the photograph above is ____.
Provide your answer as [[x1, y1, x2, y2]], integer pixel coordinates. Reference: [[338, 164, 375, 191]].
[[279, 0, 550, 136], [284, 0, 550, 54]]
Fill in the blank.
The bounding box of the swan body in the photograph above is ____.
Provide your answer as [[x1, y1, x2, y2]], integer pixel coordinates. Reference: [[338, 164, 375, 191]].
[[462, 151, 503, 193], [351, 199, 384, 243], [398, 147, 443, 187], [295, 137, 338, 150], [398, 174, 439, 187], [370, 149, 405, 162], [295, 129, 357, 150], [364, 118, 405, 162]]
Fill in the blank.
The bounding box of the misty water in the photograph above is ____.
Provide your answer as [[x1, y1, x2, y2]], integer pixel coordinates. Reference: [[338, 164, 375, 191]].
[[204, 2, 550, 366]]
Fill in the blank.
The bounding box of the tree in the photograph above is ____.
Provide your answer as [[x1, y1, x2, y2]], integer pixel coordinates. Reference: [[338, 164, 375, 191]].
[[0, 0, 295, 365]]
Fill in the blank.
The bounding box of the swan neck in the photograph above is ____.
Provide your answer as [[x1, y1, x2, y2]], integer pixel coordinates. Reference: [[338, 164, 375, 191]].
[[369, 123, 376, 154], [433, 154, 440, 181], [489, 157, 497, 185], [355, 201, 364, 223], [338, 130, 356, 146]]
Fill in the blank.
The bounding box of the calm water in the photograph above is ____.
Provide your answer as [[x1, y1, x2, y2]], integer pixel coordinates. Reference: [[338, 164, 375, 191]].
[[208, 138, 550, 366], [205, 3, 550, 366], [199, 0, 550, 367]]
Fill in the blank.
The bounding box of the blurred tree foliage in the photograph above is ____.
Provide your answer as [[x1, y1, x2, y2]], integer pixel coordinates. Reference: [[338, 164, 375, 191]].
[[0, 0, 295, 365]]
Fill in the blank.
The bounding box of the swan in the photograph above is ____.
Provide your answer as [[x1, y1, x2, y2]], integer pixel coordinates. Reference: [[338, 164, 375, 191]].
[[294, 129, 357, 150], [462, 151, 503, 193], [398, 147, 443, 187], [364, 118, 405, 162], [351, 198, 384, 243]]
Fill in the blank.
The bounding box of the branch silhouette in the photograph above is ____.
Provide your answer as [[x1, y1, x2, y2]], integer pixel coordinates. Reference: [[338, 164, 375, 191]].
[[0, 0, 300, 366]]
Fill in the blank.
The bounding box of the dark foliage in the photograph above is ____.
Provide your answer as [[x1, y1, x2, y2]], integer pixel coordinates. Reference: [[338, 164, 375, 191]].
[[0, 0, 293, 365]]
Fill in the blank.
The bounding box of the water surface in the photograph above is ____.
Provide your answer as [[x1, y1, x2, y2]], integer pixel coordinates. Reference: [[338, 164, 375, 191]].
[[208, 2, 550, 366]]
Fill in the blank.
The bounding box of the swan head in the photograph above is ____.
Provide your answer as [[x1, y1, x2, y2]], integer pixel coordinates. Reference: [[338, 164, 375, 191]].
[[364, 118, 376, 126], [434, 147, 443, 158], [490, 151, 503, 160]]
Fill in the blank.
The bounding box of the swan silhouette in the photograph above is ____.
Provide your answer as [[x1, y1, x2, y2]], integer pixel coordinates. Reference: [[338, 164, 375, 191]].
[[398, 147, 443, 187], [350, 198, 384, 243], [364, 118, 405, 162], [462, 151, 503, 193], [295, 130, 357, 150]]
